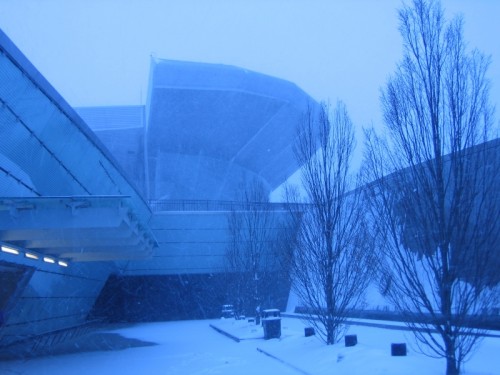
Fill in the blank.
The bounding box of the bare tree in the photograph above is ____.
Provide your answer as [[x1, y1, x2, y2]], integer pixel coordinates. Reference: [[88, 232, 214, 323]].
[[290, 101, 374, 345], [225, 180, 295, 316], [363, 1, 498, 374]]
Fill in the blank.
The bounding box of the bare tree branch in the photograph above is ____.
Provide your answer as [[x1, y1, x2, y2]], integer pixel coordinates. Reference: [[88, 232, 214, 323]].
[[225, 180, 295, 317], [363, 1, 498, 374], [290, 101, 375, 345]]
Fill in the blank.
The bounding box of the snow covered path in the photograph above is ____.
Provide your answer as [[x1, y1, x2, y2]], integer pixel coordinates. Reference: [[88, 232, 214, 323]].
[[0, 318, 498, 375], [0, 320, 299, 375]]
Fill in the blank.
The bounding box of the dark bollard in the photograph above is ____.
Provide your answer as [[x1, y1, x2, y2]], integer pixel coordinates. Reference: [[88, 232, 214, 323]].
[[262, 318, 281, 339], [345, 334, 357, 347], [304, 327, 315, 337], [256, 316, 261, 325], [391, 343, 407, 356]]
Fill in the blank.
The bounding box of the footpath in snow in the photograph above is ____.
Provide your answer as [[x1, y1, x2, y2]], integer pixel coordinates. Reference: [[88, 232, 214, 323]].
[[0, 317, 498, 375]]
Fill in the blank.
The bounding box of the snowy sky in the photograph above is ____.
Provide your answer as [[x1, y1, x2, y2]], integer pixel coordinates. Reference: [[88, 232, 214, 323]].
[[0, 0, 499, 150]]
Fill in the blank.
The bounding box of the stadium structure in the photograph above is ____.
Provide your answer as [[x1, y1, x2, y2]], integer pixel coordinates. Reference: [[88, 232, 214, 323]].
[[0, 29, 314, 348]]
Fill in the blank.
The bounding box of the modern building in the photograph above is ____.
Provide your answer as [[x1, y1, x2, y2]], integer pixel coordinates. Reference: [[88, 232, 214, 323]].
[[0, 29, 157, 348], [76, 58, 315, 322], [77, 58, 313, 202], [0, 29, 314, 347]]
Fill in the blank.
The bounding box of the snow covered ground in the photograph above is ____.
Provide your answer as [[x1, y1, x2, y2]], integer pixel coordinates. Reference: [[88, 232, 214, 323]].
[[0, 317, 498, 375]]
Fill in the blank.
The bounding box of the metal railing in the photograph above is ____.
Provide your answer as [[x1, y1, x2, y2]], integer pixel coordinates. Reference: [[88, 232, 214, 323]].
[[148, 199, 308, 212]]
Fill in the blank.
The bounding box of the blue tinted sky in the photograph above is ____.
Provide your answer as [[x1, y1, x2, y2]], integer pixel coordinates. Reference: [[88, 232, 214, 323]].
[[0, 0, 498, 135]]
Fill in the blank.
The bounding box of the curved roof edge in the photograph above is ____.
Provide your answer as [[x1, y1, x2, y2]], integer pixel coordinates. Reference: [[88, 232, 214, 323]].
[[145, 58, 319, 197], [149, 57, 312, 102]]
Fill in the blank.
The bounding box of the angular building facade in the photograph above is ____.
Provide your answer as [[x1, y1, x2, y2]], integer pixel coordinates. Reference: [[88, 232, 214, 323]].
[[0, 30, 157, 348], [1, 28, 498, 351], [77, 59, 315, 322], [76, 58, 314, 202], [0, 29, 314, 347]]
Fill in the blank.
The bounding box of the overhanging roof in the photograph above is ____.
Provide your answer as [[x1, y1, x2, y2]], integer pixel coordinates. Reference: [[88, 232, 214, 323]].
[[146, 59, 318, 193], [0, 196, 157, 262]]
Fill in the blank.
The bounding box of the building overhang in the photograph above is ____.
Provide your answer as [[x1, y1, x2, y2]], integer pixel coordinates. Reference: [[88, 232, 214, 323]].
[[145, 59, 318, 199], [0, 196, 157, 262]]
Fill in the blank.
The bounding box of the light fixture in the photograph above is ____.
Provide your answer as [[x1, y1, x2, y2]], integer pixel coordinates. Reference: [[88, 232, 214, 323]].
[[1, 245, 20, 255], [25, 252, 39, 260], [2, 244, 68, 267]]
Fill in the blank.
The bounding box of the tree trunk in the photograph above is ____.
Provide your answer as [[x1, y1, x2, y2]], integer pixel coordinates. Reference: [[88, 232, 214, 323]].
[[326, 228, 335, 345], [445, 343, 459, 375], [326, 270, 334, 345]]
